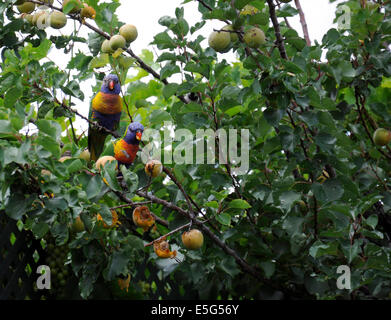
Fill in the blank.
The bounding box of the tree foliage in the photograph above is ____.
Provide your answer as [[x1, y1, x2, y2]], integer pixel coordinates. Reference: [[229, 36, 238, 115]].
[[1, 0, 391, 299]]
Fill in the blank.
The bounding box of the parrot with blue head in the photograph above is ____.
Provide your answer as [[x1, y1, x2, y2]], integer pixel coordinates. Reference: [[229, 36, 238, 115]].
[[114, 122, 144, 168], [88, 74, 123, 161]]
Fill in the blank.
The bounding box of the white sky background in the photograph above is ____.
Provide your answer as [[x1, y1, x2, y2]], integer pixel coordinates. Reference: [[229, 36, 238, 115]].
[[42, 0, 344, 134]]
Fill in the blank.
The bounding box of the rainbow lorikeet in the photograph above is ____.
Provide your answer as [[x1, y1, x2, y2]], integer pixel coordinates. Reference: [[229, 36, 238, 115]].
[[88, 74, 123, 161], [114, 122, 144, 168]]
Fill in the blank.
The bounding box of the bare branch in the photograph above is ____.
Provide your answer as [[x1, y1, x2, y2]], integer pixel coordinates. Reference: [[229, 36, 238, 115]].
[[266, 0, 288, 60], [294, 0, 311, 46]]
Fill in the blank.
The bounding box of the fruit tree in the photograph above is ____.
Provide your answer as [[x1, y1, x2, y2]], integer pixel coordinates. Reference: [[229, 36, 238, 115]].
[[1, 0, 391, 300]]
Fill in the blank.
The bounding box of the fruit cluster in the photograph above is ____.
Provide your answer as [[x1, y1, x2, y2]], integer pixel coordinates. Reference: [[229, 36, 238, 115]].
[[208, 23, 265, 53], [101, 24, 138, 54], [18, 0, 96, 30]]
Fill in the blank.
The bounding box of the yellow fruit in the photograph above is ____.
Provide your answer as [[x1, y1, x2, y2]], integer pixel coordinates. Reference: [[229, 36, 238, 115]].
[[95, 155, 117, 171], [15, 0, 26, 5], [97, 210, 120, 229], [101, 39, 114, 54], [109, 35, 126, 51], [243, 27, 266, 48], [80, 5, 96, 20], [62, 0, 82, 14], [208, 30, 231, 53], [373, 128, 391, 146], [119, 24, 138, 43], [71, 216, 85, 233], [59, 156, 72, 163], [144, 160, 163, 178], [79, 149, 91, 161], [49, 11, 67, 29], [181, 229, 204, 250], [17, 2, 35, 14]]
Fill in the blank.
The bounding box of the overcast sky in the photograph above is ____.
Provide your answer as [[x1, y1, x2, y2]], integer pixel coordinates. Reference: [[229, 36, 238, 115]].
[[44, 0, 343, 133]]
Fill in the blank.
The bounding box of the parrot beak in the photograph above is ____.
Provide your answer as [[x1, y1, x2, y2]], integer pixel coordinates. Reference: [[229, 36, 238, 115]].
[[109, 80, 115, 91], [136, 131, 142, 141]]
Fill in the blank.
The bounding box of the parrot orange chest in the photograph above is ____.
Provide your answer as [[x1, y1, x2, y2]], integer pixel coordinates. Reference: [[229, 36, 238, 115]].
[[114, 139, 139, 164]]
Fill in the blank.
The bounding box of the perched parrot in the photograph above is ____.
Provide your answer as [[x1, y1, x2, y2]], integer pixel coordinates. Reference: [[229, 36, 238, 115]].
[[114, 122, 144, 168], [88, 74, 123, 161]]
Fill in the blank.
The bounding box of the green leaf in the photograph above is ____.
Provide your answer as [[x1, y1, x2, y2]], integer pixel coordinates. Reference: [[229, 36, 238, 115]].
[[278, 191, 301, 212], [5, 193, 32, 220], [120, 166, 139, 193], [162, 83, 179, 99], [104, 250, 129, 281], [149, 109, 172, 124], [216, 212, 231, 226], [4, 87, 22, 109], [228, 199, 251, 209], [219, 256, 241, 278], [260, 261, 275, 279], [86, 175, 105, 200], [205, 201, 219, 209]]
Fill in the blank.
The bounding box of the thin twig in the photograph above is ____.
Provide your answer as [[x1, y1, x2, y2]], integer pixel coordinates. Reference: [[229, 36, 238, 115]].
[[294, 0, 311, 46], [266, 0, 288, 60]]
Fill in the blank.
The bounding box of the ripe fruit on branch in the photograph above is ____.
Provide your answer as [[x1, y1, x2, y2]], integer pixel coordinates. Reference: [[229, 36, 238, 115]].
[[119, 24, 138, 43], [109, 35, 126, 51], [49, 11, 67, 29], [222, 24, 238, 43], [79, 149, 91, 161], [243, 27, 266, 48], [80, 5, 96, 20], [208, 30, 231, 53], [17, 2, 35, 14], [144, 159, 163, 178], [132, 206, 155, 231], [62, 0, 82, 14], [101, 39, 114, 54], [373, 128, 391, 146], [97, 210, 120, 229], [95, 155, 117, 171], [153, 239, 177, 259], [181, 229, 204, 250], [71, 216, 85, 233]]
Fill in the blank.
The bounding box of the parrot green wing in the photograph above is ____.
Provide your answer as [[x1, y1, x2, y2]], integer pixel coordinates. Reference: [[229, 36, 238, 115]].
[[88, 101, 108, 162]]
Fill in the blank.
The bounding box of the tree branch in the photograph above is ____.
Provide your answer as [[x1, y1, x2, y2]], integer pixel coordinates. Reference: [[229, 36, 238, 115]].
[[266, 0, 288, 60], [294, 0, 311, 46]]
